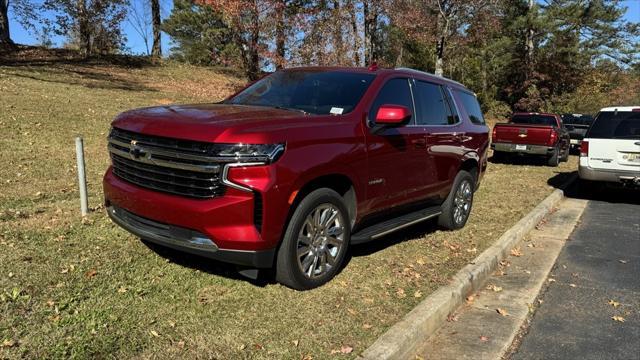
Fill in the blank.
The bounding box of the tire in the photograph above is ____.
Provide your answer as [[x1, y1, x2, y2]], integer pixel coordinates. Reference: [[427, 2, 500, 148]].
[[276, 188, 351, 290], [560, 145, 570, 162], [438, 170, 475, 230], [547, 146, 560, 167]]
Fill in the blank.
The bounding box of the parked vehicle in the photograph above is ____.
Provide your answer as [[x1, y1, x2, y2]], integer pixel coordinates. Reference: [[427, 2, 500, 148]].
[[103, 67, 489, 290], [491, 112, 570, 166], [579, 106, 640, 187], [561, 113, 594, 149]]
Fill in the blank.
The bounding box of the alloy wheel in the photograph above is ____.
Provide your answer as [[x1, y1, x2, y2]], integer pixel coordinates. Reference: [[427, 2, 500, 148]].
[[296, 203, 345, 279], [453, 180, 473, 225]]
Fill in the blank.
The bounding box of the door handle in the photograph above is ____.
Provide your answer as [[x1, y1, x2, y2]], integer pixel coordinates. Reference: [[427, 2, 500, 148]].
[[412, 138, 427, 148], [635, 141, 640, 146]]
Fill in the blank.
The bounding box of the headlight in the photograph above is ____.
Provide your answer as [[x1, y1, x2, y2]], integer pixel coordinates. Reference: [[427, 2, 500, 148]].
[[216, 143, 285, 164]]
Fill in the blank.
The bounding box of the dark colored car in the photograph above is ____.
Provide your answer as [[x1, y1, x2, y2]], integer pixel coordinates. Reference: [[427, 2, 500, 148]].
[[561, 113, 594, 149], [103, 67, 490, 290], [491, 112, 570, 166]]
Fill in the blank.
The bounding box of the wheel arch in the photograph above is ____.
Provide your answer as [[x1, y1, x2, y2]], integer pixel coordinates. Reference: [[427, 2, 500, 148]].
[[460, 152, 480, 188]]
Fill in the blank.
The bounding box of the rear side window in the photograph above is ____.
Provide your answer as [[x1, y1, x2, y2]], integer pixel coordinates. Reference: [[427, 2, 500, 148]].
[[369, 78, 414, 121], [587, 111, 640, 139], [414, 81, 455, 125], [455, 90, 485, 125], [511, 115, 557, 126]]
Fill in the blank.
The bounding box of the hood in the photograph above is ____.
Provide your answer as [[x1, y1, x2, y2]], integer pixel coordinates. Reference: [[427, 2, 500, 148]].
[[111, 103, 328, 144]]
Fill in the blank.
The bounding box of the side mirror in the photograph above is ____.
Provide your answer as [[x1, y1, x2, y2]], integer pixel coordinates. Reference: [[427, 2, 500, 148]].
[[375, 104, 412, 126]]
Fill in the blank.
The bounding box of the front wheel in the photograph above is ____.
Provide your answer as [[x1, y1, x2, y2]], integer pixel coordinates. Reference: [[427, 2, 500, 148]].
[[438, 170, 475, 230], [276, 188, 350, 290]]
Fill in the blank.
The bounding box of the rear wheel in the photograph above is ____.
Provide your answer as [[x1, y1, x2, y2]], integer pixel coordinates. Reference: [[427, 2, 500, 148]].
[[547, 146, 560, 167], [276, 188, 350, 290], [438, 170, 474, 230], [560, 145, 570, 162]]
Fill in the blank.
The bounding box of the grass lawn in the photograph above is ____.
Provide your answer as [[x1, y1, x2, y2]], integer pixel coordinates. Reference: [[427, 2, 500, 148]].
[[0, 60, 577, 359]]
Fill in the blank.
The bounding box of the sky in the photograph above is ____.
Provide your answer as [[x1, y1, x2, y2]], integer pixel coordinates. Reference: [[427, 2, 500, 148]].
[[6, 0, 640, 56]]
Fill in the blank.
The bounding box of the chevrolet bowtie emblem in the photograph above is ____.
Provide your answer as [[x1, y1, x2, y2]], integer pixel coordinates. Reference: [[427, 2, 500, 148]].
[[518, 133, 527, 138]]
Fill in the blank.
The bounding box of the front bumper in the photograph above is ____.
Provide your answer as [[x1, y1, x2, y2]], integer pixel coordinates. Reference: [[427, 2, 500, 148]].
[[578, 164, 640, 184], [491, 142, 554, 155], [107, 205, 275, 267]]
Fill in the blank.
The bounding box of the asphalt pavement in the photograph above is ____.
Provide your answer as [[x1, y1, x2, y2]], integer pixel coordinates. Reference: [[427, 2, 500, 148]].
[[512, 183, 640, 360]]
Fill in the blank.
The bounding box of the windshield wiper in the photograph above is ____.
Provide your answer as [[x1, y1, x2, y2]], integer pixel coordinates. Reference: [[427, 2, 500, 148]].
[[271, 105, 309, 115]]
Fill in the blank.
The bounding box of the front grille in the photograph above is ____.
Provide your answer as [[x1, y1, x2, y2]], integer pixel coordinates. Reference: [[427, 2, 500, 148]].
[[108, 128, 224, 199]]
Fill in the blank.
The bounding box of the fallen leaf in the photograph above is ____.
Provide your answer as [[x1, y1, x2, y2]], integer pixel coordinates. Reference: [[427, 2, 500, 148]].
[[496, 308, 508, 316], [608, 300, 621, 308], [569, 283, 577, 288], [362, 323, 373, 329], [85, 269, 97, 279], [177, 341, 185, 349], [2, 339, 17, 348], [150, 330, 160, 337], [447, 313, 459, 322], [117, 286, 128, 293], [466, 295, 475, 305], [416, 258, 426, 265], [548, 278, 556, 283], [511, 247, 523, 257], [479, 335, 489, 342], [46, 300, 55, 307], [487, 284, 503, 292], [396, 288, 406, 298], [414, 290, 423, 298], [292, 340, 299, 347], [618, 260, 628, 264], [537, 299, 544, 305], [466, 247, 478, 254], [340, 346, 353, 354], [612, 316, 625, 323], [168, 321, 176, 328]]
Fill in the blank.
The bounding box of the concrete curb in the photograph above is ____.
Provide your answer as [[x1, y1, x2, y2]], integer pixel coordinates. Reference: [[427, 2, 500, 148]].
[[360, 174, 577, 360]]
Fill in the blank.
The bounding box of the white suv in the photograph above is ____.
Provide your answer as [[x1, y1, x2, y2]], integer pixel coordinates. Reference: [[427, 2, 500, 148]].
[[579, 107, 640, 186]]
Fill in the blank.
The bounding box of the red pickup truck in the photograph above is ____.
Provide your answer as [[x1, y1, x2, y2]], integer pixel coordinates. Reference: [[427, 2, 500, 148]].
[[104, 67, 489, 289], [491, 112, 570, 166]]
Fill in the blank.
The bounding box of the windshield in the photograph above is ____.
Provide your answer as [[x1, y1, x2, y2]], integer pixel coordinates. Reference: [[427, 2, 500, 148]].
[[226, 70, 376, 115], [587, 111, 640, 139], [561, 114, 594, 126], [511, 114, 557, 126]]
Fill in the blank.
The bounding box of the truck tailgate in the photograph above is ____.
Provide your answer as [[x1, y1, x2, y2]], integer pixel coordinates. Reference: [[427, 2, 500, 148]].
[[493, 124, 552, 146], [585, 139, 640, 172]]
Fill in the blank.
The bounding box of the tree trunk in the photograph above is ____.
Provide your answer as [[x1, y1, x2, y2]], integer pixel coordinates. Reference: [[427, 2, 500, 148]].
[[524, 0, 535, 79], [435, 35, 445, 77], [247, 2, 260, 80], [77, 0, 91, 56], [0, 0, 13, 46], [332, 0, 343, 64], [349, 0, 360, 66], [275, 0, 285, 69], [363, 1, 368, 64], [151, 0, 162, 59]]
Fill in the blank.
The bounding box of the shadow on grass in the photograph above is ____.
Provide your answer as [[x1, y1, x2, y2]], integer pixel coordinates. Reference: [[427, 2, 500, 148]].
[[2, 65, 155, 92], [548, 172, 640, 206], [1, 45, 158, 92], [141, 240, 274, 287]]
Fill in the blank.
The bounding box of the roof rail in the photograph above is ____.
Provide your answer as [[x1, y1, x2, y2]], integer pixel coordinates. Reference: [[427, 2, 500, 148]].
[[394, 67, 465, 88]]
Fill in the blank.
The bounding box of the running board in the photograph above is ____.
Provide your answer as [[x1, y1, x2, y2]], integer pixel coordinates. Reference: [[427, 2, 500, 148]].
[[351, 206, 442, 245]]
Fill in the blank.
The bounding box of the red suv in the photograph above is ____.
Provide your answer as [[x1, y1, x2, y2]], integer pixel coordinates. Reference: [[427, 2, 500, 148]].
[[104, 67, 489, 289]]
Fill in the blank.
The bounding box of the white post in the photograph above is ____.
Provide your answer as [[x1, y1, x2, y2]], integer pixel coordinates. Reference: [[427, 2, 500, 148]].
[[75, 137, 89, 216]]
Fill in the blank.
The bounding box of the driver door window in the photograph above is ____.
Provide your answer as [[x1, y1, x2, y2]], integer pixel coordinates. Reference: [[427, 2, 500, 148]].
[[369, 78, 414, 123]]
